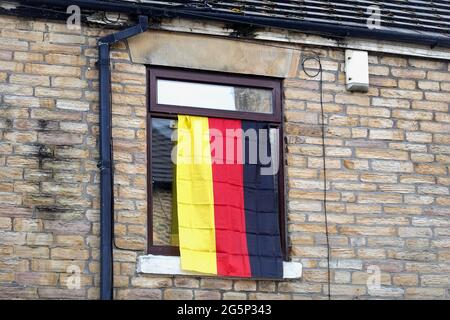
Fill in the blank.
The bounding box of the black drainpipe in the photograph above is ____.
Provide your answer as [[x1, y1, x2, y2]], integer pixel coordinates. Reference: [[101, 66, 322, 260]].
[[98, 15, 148, 300]]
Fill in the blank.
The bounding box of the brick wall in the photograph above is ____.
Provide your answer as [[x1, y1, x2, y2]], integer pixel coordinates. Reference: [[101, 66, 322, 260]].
[[0, 15, 107, 299], [0, 14, 449, 300]]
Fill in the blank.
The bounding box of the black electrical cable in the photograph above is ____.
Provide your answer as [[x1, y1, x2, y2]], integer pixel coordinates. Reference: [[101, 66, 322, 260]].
[[301, 55, 332, 301], [101, 12, 123, 24]]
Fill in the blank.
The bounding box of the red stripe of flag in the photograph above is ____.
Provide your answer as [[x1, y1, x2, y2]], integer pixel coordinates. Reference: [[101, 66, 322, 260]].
[[209, 118, 251, 277]]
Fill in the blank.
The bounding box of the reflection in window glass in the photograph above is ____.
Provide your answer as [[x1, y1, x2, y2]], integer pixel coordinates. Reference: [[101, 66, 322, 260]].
[[151, 118, 178, 246], [157, 79, 273, 114]]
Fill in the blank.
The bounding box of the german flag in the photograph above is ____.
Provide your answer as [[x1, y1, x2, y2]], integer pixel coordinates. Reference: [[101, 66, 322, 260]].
[[176, 115, 283, 279]]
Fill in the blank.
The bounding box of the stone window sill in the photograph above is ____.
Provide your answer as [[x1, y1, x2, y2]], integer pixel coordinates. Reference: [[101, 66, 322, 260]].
[[137, 255, 302, 279]]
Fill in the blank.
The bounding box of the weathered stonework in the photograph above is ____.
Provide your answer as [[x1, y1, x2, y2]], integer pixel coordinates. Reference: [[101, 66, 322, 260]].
[[0, 14, 449, 300]]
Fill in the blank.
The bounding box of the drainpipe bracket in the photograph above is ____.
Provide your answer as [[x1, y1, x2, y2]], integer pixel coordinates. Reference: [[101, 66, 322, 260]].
[[99, 15, 148, 45]]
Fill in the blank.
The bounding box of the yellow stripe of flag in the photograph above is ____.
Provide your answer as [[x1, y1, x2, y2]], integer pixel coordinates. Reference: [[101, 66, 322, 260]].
[[176, 115, 217, 275]]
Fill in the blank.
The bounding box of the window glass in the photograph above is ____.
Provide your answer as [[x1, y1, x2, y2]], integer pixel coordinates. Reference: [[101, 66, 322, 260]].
[[151, 118, 178, 246], [157, 79, 273, 114], [150, 119, 280, 249]]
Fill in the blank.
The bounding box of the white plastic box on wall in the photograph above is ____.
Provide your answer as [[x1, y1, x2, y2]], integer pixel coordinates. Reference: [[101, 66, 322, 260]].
[[345, 49, 369, 92]]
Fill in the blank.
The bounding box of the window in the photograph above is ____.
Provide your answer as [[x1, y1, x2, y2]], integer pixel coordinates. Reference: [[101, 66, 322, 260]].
[[147, 66, 286, 259], [157, 80, 273, 113]]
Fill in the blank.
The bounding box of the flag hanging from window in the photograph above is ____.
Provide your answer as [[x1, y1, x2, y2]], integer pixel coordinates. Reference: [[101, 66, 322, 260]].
[[175, 115, 283, 279]]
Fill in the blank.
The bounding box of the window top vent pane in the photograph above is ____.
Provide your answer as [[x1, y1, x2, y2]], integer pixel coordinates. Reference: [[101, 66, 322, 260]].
[[157, 79, 273, 114]]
